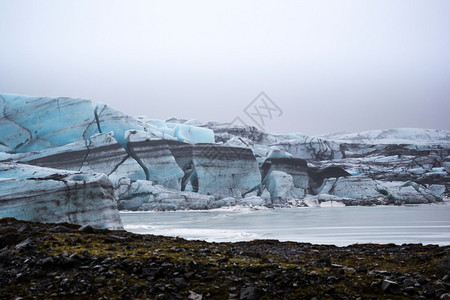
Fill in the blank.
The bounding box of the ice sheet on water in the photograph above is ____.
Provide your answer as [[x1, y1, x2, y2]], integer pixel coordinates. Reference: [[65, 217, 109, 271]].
[[123, 225, 261, 242], [121, 205, 450, 245]]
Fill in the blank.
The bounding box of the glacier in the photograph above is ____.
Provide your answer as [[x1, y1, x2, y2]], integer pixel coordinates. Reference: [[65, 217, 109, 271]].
[[0, 94, 99, 152], [0, 162, 123, 229], [0, 93, 449, 227]]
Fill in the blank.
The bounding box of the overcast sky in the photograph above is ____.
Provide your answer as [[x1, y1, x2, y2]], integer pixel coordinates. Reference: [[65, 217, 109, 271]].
[[0, 1, 449, 135]]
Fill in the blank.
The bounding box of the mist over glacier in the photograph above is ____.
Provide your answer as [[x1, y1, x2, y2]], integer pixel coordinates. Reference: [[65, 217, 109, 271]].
[[1, 1, 449, 135]]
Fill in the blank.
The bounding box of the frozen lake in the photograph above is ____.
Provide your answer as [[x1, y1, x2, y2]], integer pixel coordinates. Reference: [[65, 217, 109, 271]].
[[121, 204, 450, 246]]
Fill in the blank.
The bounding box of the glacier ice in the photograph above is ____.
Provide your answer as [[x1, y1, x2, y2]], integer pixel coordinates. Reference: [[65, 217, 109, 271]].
[[0, 94, 99, 152], [266, 146, 293, 159], [126, 134, 185, 189], [166, 123, 215, 144], [192, 144, 261, 198], [0, 93, 449, 216], [318, 128, 450, 145], [0, 162, 123, 229], [95, 103, 145, 149], [136, 116, 215, 144], [19, 133, 146, 186], [318, 176, 439, 205], [265, 171, 304, 203], [261, 157, 309, 190]]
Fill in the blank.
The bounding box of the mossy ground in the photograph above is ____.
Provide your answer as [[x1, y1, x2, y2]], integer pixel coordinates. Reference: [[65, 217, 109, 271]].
[[0, 218, 449, 299]]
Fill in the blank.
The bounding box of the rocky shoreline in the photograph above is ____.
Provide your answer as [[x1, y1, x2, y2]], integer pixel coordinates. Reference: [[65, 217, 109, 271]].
[[1, 218, 449, 299]]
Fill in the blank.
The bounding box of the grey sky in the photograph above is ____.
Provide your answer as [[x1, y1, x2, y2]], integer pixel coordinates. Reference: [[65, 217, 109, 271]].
[[1, 1, 449, 135]]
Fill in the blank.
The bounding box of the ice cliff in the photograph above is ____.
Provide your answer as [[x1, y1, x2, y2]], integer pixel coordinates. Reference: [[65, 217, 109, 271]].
[[0, 162, 123, 229], [0, 94, 449, 225]]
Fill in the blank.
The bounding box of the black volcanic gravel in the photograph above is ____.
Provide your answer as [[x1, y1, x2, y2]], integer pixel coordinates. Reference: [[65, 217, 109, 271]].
[[1, 217, 449, 299]]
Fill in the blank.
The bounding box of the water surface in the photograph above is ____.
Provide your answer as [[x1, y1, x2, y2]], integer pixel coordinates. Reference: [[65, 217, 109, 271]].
[[121, 204, 450, 246]]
